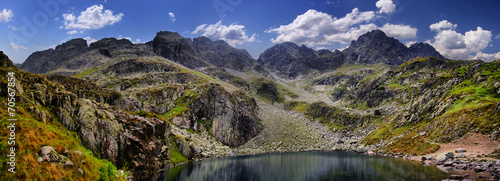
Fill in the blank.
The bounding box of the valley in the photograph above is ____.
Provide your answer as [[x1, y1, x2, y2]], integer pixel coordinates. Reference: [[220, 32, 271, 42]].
[[1, 29, 499, 180]]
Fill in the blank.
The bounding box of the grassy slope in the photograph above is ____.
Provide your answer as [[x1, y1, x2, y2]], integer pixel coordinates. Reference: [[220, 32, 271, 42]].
[[363, 58, 500, 155], [0, 66, 125, 180]]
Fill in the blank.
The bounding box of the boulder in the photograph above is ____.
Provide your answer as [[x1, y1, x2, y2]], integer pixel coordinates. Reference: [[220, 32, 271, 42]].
[[455, 148, 467, 153]]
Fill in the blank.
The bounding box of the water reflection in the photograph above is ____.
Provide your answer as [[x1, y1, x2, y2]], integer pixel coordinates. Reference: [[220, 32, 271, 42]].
[[154, 152, 450, 181]]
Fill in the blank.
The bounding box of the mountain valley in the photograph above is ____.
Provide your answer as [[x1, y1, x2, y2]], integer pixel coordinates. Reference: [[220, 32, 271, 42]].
[[1, 29, 500, 180]]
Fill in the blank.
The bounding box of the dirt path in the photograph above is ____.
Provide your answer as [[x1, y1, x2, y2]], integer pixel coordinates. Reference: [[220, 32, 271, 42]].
[[411, 133, 500, 161], [237, 100, 340, 154]]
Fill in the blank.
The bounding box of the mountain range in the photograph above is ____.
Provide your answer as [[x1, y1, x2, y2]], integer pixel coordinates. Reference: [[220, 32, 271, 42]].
[[2, 29, 499, 180]]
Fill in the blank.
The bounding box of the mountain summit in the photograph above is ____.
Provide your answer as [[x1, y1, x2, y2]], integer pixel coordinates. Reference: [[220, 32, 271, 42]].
[[343, 29, 444, 65], [258, 29, 444, 78]]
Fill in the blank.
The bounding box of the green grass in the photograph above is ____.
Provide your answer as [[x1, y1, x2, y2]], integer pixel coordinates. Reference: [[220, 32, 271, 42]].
[[74, 68, 98, 79], [162, 104, 189, 120], [169, 149, 188, 165], [387, 83, 405, 90], [0, 102, 125, 181], [284, 101, 309, 112]]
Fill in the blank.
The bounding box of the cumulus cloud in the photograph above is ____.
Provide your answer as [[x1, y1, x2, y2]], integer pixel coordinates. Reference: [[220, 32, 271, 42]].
[[63, 4, 123, 30], [266, 9, 417, 46], [83, 36, 97, 45], [379, 23, 417, 39], [405, 41, 417, 48], [0, 9, 14, 22], [473, 51, 500, 61], [67, 30, 78, 34], [118, 35, 132, 41], [430, 20, 457, 32], [192, 20, 257, 46], [168, 12, 176, 22], [10, 42, 28, 50], [266, 9, 375, 46], [324, 23, 378, 44], [376, 0, 396, 14], [496, 34, 500, 40], [428, 21, 498, 61]]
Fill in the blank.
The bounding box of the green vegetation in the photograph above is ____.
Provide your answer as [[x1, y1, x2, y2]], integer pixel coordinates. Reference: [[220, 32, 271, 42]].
[[387, 83, 405, 90], [169, 149, 188, 165], [364, 121, 440, 155], [166, 135, 188, 165], [0, 102, 124, 181], [386, 132, 440, 155], [74, 68, 98, 79], [161, 91, 198, 120]]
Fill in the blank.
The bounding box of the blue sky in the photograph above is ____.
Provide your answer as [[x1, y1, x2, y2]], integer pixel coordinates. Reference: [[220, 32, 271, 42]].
[[2, 0, 500, 64]]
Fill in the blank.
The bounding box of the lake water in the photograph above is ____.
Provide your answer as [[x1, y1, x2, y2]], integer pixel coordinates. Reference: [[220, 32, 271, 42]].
[[152, 151, 451, 181]]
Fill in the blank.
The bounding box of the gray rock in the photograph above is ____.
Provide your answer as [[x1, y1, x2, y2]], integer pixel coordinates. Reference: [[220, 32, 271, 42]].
[[445, 151, 455, 159], [39, 146, 59, 162], [450, 175, 464, 179], [455, 148, 467, 153], [444, 161, 454, 167]]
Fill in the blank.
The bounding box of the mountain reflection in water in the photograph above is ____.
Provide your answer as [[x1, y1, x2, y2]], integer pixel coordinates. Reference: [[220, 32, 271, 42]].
[[153, 151, 450, 181]]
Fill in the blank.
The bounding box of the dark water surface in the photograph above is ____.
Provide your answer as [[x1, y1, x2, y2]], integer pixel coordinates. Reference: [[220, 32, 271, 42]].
[[153, 151, 451, 181]]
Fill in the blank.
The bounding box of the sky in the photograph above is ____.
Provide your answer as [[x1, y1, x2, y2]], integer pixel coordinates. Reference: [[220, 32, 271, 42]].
[[2, 0, 500, 64]]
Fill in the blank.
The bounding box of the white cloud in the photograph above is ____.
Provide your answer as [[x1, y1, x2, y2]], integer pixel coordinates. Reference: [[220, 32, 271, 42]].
[[430, 20, 457, 32], [376, 0, 396, 14], [324, 23, 378, 44], [192, 20, 257, 46], [168, 12, 176, 22], [473, 51, 500, 61], [83, 36, 97, 45], [428, 21, 498, 61], [266, 9, 417, 47], [266, 9, 375, 46], [324, 1, 340, 7], [67, 30, 78, 34], [118, 35, 131, 41], [135, 39, 141, 43], [8, 25, 21, 31], [496, 34, 500, 40], [405, 41, 417, 48], [0, 9, 14, 22], [10, 42, 28, 50], [379, 23, 417, 39], [63, 4, 123, 30]]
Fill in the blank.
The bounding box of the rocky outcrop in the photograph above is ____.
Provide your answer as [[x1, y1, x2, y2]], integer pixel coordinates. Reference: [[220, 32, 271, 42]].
[[47, 75, 122, 105], [20, 38, 89, 74], [17, 71, 169, 178], [342, 30, 444, 65], [193, 36, 256, 71], [257, 42, 343, 78], [190, 86, 261, 147], [152, 31, 210, 69]]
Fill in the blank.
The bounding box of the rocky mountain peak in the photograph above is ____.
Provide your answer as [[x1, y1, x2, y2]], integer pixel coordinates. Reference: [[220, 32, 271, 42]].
[[408, 42, 445, 59], [155, 31, 185, 40], [342, 29, 443, 65], [349, 29, 401, 49], [55, 38, 88, 50], [258, 42, 343, 78], [89, 37, 133, 50]]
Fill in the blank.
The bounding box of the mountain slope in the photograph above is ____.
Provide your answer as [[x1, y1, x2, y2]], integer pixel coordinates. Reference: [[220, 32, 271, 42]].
[[5, 48, 262, 179], [258, 29, 444, 79]]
